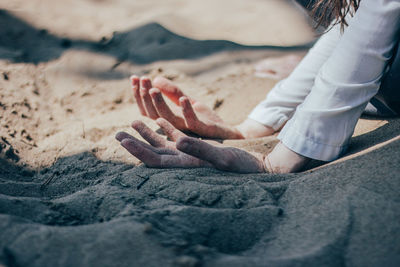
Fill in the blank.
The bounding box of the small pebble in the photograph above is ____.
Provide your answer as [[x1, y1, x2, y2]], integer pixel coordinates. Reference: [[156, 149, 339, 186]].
[[2, 72, 9, 80]]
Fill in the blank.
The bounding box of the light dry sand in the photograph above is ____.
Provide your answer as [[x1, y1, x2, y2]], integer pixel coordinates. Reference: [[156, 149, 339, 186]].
[[0, 0, 399, 266]]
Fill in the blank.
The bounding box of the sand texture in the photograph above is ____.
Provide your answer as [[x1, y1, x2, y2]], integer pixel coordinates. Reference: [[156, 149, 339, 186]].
[[0, 0, 399, 266]]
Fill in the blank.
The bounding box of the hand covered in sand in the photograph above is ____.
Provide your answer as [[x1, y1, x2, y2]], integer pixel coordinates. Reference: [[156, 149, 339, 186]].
[[131, 75, 244, 139], [115, 119, 266, 173]]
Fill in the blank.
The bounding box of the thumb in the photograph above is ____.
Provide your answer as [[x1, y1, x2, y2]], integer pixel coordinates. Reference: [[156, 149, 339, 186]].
[[153, 76, 195, 106]]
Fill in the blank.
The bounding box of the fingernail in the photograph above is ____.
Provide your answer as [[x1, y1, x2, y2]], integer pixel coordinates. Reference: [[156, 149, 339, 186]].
[[115, 132, 124, 141], [121, 138, 133, 148], [176, 137, 190, 151], [149, 88, 160, 97], [179, 96, 188, 105], [130, 75, 139, 85]]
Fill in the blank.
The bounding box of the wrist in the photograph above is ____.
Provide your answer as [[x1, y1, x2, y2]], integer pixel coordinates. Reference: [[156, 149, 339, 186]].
[[262, 154, 274, 173], [267, 142, 311, 173], [236, 118, 275, 139]]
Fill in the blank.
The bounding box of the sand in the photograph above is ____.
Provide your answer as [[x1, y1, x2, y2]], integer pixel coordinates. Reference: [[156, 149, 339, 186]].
[[0, 0, 399, 266]]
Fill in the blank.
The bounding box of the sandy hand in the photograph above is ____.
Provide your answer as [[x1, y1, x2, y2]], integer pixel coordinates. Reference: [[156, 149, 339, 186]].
[[116, 119, 266, 173], [131, 75, 244, 140]]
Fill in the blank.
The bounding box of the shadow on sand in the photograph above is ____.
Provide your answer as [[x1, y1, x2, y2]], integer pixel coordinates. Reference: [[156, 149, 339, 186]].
[[346, 117, 400, 156], [0, 9, 313, 65], [0, 148, 290, 266]]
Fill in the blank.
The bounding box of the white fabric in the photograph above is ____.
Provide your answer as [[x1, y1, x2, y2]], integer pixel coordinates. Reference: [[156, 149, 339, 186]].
[[249, 0, 400, 161]]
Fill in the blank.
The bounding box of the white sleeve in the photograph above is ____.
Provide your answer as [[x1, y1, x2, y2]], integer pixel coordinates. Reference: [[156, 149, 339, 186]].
[[248, 23, 343, 131], [278, 0, 400, 161]]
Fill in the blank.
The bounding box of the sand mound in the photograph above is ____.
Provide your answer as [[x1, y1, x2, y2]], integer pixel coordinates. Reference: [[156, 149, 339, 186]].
[[1, 140, 399, 266]]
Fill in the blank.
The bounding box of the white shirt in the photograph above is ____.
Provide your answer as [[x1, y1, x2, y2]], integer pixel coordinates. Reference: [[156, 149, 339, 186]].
[[249, 0, 400, 161]]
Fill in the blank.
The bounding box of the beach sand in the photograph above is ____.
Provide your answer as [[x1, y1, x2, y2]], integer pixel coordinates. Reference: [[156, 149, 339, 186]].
[[0, 0, 399, 266]]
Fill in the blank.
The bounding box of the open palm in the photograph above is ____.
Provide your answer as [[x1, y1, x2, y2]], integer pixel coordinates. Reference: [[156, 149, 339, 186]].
[[131, 76, 244, 139], [116, 119, 266, 173]]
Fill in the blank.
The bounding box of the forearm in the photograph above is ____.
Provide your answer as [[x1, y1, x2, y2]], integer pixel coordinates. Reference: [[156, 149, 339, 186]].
[[248, 23, 342, 131], [279, 0, 400, 161]]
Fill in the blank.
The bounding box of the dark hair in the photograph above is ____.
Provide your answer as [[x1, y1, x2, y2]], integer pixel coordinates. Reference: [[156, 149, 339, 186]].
[[309, 0, 361, 30]]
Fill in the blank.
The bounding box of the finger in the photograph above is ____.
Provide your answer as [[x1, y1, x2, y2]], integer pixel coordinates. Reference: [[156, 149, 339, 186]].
[[116, 131, 160, 152], [120, 138, 161, 167], [156, 118, 187, 141], [131, 75, 146, 116], [153, 76, 190, 106], [176, 136, 223, 163], [120, 137, 198, 168], [115, 132, 162, 154], [149, 88, 186, 129], [180, 96, 200, 129], [115, 131, 135, 142], [159, 153, 210, 168], [131, 120, 166, 148], [176, 137, 264, 173], [117, 130, 178, 156], [140, 77, 159, 119]]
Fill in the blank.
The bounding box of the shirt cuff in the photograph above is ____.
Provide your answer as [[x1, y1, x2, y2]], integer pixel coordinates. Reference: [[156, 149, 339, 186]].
[[277, 119, 348, 161], [248, 105, 289, 131]]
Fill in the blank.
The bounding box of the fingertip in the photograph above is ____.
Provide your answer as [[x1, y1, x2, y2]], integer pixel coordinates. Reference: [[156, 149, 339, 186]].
[[140, 76, 152, 88], [179, 96, 190, 105], [131, 120, 145, 130], [179, 96, 198, 126], [153, 76, 169, 86], [120, 138, 134, 148], [115, 132, 126, 142], [131, 76, 140, 90], [130, 75, 139, 83], [176, 136, 193, 151], [116, 131, 136, 142], [121, 138, 140, 154], [153, 76, 176, 91], [149, 87, 161, 97], [179, 95, 196, 105]]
